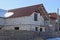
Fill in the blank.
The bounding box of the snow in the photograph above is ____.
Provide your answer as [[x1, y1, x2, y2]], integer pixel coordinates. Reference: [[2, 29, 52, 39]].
[[4, 12, 14, 17]]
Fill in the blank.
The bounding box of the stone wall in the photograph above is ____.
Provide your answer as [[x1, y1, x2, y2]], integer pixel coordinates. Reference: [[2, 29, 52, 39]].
[[0, 30, 60, 40], [0, 30, 44, 40]]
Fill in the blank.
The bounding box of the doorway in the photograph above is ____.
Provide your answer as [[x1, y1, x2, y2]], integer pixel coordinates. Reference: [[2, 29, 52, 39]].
[[40, 28, 42, 32]]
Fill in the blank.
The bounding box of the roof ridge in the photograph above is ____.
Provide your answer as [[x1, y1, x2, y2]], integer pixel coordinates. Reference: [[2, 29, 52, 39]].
[[8, 4, 43, 11]]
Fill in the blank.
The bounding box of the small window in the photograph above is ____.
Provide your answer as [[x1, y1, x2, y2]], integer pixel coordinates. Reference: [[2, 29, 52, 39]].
[[59, 28, 60, 31], [34, 10, 40, 13], [37, 10, 40, 13], [59, 23, 60, 31], [40, 28, 42, 32], [0, 27, 2, 29], [15, 27, 19, 30], [34, 13, 38, 21], [34, 10, 37, 12], [34, 10, 41, 15], [35, 27, 38, 31]]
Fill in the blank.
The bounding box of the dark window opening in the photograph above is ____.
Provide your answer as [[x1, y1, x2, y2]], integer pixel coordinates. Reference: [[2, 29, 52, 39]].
[[35, 27, 38, 31], [37, 10, 40, 13], [59, 28, 60, 31], [0, 27, 2, 29], [59, 23, 60, 31], [40, 28, 42, 32], [34, 13, 38, 21], [34, 10, 37, 12], [34, 10, 40, 13], [59, 27, 60, 31], [15, 27, 19, 30]]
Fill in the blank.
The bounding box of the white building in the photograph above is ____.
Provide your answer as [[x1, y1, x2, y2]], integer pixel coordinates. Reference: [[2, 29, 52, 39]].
[[0, 4, 48, 32]]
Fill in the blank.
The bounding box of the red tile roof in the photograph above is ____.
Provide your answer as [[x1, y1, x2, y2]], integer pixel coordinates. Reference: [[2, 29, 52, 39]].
[[48, 13, 57, 19], [7, 4, 48, 20]]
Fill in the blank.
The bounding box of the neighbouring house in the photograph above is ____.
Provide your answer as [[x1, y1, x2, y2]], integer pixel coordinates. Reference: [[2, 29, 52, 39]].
[[48, 13, 60, 32], [0, 4, 49, 32]]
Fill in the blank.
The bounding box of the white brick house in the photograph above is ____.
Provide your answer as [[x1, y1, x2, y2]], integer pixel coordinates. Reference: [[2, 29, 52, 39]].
[[0, 4, 48, 32]]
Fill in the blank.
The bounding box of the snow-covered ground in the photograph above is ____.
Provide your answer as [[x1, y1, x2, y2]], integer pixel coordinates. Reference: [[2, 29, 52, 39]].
[[47, 38, 60, 40]]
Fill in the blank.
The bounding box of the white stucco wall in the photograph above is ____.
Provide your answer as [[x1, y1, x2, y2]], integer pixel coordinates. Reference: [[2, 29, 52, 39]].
[[2, 24, 41, 31], [5, 13, 44, 25], [2, 12, 45, 31]]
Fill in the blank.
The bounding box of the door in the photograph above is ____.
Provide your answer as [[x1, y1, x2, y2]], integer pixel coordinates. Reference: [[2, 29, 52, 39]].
[[40, 28, 42, 32]]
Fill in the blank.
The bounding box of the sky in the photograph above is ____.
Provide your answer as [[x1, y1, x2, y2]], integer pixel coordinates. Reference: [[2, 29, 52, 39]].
[[0, 0, 60, 16]]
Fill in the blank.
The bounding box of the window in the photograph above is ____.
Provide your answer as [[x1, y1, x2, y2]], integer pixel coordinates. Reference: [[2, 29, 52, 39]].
[[37, 10, 42, 15], [59, 24, 60, 31], [34, 13, 38, 21], [35, 27, 38, 31], [37, 10, 40, 13], [0, 27, 2, 29], [34, 10, 40, 13], [40, 28, 42, 32], [15, 27, 19, 30], [59, 28, 60, 31], [34, 10, 37, 12]]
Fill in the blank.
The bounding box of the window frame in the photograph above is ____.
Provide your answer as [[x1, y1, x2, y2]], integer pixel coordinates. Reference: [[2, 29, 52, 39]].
[[34, 13, 38, 21]]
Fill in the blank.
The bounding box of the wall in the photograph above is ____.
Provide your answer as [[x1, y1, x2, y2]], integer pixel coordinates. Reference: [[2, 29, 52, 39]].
[[0, 30, 45, 40], [2, 12, 44, 31], [0, 17, 5, 25], [5, 12, 44, 25]]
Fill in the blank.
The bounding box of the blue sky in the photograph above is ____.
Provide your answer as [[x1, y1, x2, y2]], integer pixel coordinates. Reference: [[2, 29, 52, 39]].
[[0, 0, 60, 16]]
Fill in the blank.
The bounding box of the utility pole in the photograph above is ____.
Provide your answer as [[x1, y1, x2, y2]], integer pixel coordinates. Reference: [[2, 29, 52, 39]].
[[57, 9, 59, 31]]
